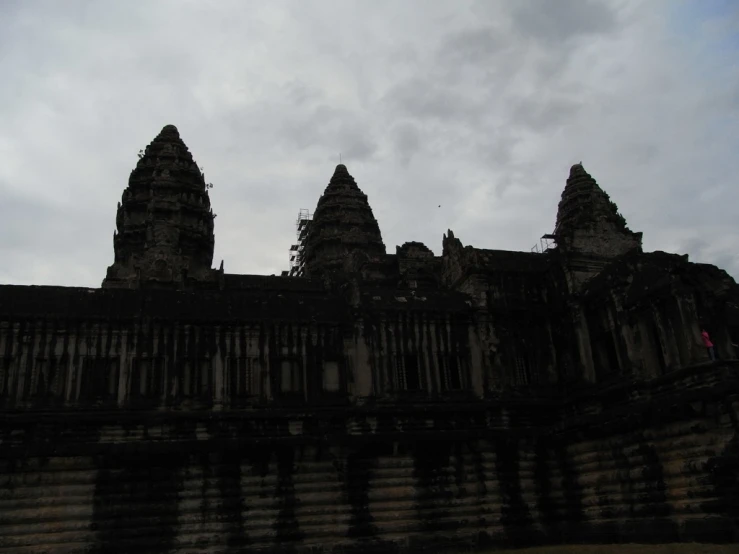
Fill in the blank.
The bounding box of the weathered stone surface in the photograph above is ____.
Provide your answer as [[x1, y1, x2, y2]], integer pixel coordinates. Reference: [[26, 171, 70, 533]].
[[0, 365, 737, 552], [103, 125, 217, 289], [555, 163, 642, 256], [0, 132, 738, 552], [553, 164, 644, 292], [303, 164, 386, 281]]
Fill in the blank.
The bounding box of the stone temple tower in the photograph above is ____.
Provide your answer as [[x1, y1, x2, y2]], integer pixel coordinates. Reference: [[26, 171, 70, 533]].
[[553, 163, 642, 289], [102, 125, 217, 289], [303, 164, 386, 280]]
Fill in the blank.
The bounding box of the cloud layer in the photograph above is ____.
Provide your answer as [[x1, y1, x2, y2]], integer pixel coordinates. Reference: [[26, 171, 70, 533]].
[[1, 0, 738, 286]]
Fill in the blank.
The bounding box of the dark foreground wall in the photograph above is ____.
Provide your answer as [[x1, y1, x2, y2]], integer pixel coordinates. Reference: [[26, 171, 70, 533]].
[[1, 364, 738, 553]]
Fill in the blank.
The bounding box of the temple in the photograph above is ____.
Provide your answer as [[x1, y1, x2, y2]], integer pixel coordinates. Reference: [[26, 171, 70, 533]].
[[1, 126, 737, 553]]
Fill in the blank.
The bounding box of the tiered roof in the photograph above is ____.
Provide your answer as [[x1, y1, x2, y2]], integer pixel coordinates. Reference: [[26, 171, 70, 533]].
[[303, 164, 386, 279], [103, 125, 216, 288]]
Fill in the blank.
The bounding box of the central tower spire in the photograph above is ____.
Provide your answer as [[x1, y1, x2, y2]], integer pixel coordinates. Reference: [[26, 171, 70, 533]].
[[303, 164, 386, 280]]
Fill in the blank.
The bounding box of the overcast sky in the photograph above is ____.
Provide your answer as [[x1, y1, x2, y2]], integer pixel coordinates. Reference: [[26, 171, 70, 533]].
[[1, 0, 738, 287]]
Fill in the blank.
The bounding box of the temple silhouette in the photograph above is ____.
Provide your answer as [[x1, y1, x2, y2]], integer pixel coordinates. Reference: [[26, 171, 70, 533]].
[[1, 125, 737, 552]]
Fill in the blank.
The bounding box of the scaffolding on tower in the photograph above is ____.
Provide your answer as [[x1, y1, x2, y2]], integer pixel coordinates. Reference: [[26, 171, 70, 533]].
[[530, 234, 557, 254], [288, 209, 312, 277]]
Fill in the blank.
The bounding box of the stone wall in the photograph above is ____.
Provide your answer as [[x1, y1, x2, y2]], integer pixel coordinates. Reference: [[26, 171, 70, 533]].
[[1, 364, 737, 553], [0, 312, 481, 410], [0, 317, 351, 411]]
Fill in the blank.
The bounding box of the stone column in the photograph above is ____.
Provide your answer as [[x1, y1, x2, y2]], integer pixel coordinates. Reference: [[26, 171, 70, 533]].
[[571, 303, 595, 383], [609, 296, 638, 374], [351, 319, 373, 398], [116, 328, 129, 406], [668, 290, 698, 366], [651, 304, 681, 369], [212, 325, 224, 411], [468, 311, 486, 397]]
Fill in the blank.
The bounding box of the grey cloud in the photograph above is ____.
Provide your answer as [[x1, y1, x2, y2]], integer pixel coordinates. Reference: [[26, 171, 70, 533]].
[[338, 129, 378, 163], [0, 182, 111, 286], [280, 105, 347, 150], [472, 132, 516, 171], [382, 78, 483, 122], [391, 122, 422, 166], [438, 27, 504, 65], [510, 0, 617, 43], [711, 253, 739, 275], [510, 96, 585, 131], [283, 81, 324, 107], [0, 188, 58, 251], [387, 44, 421, 67], [278, 104, 378, 162], [680, 237, 710, 258], [624, 142, 661, 166]]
